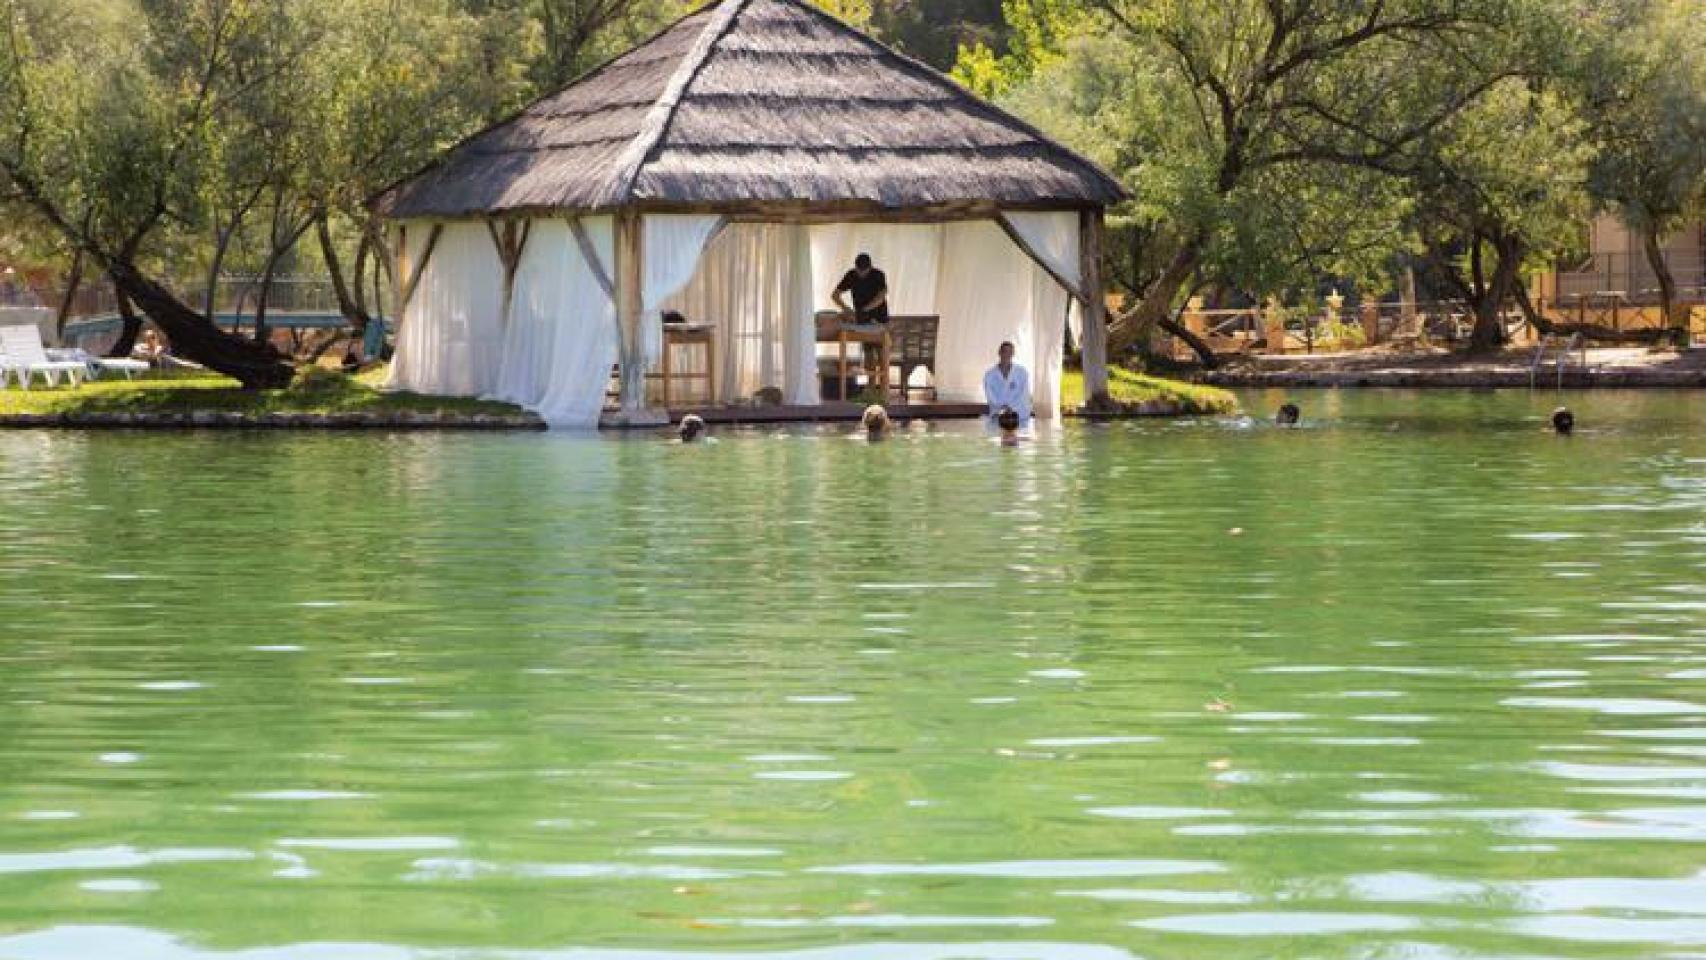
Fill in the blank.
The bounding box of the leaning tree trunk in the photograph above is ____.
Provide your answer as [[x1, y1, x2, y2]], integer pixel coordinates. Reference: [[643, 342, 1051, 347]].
[[55, 247, 84, 340], [1641, 227, 1684, 344], [1108, 239, 1204, 358], [318, 215, 373, 334], [107, 276, 144, 359], [108, 261, 294, 388]]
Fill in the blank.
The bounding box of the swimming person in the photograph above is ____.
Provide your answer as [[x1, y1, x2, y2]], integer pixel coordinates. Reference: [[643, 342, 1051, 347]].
[[996, 407, 1022, 446], [862, 404, 891, 440], [1552, 407, 1574, 435], [1276, 403, 1301, 426], [983, 342, 1031, 422], [678, 414, 707, 443]]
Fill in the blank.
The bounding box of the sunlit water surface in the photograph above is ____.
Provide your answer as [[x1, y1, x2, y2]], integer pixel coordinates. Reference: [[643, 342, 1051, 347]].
[[2, 389, 1704, 960]]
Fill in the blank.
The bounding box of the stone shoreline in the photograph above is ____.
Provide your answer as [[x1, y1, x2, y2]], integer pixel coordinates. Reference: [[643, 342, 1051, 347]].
[[0, 403, 1203, 431], [1202, 347, 1706, 390], [0, 411, 548, 430], [1205, 368, 1706, 389]]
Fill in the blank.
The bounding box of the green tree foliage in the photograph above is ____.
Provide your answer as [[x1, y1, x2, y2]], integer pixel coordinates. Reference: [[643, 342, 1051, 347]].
[[1579, 0, 1706, 336]]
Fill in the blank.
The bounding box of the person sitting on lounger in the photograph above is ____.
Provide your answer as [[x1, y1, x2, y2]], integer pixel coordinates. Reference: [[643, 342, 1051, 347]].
[[983, 341, 1031, 423]]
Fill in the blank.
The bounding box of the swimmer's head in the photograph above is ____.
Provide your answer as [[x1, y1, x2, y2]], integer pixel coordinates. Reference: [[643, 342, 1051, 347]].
[[996, 407, 1021, 433], [1276, 402, 1301, 426], [862, 404, 891, 437], [679, 414, 706, 442], [1552, 407, 1574, 435]]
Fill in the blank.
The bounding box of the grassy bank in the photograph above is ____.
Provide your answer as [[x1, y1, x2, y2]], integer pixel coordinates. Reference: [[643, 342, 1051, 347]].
[[1062, 366, 1239, 415], [0, 367, 529, 418], [3, 364, 1236, 422]]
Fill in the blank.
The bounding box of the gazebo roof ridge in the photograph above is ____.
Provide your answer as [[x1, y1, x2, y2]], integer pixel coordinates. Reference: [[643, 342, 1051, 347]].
[[375, 0, 1129, 219]]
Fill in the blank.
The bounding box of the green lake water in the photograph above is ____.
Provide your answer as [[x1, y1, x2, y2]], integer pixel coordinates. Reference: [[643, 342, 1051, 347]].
[[1, 389, 1704, 960]]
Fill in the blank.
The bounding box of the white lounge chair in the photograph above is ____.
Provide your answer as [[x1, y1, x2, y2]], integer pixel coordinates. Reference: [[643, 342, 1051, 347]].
[[0, 324, 88, 389], [46, 346, 150, 381]]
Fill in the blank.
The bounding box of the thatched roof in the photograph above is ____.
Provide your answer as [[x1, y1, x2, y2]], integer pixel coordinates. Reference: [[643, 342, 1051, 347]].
[[375, 0, 1128, 218]]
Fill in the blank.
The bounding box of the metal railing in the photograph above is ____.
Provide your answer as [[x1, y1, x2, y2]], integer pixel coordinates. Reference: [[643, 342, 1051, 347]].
[[1530, 332, 1586, 390], [1553, 250, 1706, 304]]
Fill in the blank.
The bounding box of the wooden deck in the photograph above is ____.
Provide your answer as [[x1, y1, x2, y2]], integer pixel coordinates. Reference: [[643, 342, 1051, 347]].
[[600, 401, 986, 428]]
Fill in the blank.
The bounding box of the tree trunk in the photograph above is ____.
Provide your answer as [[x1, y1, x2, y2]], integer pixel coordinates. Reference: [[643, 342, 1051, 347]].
[[1108, 238, 1204, 358], [252, 251, 279, 345], [108, 276, 143, 359], [1159, 316, 1222, 368], [55, 247, 85, 340], [108, 261, 293, 387], [0, 159, 292, 387], [319, 215, 373, 333], [1468, 237, 1522, 352], [1641, 226, 1684, 344]]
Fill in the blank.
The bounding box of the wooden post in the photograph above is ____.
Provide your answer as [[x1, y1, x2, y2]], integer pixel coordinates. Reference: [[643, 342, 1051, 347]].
[[1184, 296, 1207, 337], [612, 209, 663, 423], [392, 225, 408, 330], [1400, 267, 1418, 334], [1360, 300, 1380, 345], [1079, 208, 1109, 409], [1264, 296, 1287, 354]]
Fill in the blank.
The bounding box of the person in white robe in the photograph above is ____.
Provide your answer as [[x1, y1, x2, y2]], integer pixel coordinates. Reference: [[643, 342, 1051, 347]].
[[983, 341, 1032, 422]]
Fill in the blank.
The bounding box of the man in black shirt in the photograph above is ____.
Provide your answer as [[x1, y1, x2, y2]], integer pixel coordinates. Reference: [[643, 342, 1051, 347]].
[[833, 253, 889, 324], [832, 254, 889, 384]]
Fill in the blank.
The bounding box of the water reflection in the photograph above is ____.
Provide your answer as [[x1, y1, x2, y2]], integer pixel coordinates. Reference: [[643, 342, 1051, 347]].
[[2, 390, 1705, 958]]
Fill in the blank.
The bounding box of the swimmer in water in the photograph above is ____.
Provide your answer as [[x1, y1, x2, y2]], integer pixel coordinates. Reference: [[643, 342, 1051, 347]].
[[1276, 402, 1300, 426], [1552, 407, 1574, 435], [678, 414, 706, 443], [862, 404, 891, 440], [996, 407, 1022, 446]]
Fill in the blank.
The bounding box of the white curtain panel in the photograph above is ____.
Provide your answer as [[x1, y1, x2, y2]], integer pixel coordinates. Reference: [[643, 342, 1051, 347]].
[[666, 222, 803, 404], [783, 223, 816, 405], [387, 221, 505, 397], [809, 223, 944, 313], [935, 220, 1070, 419], [1000, 211, 1083, 301], [490, 218, 617, 429], [641, 215, 725, 372]]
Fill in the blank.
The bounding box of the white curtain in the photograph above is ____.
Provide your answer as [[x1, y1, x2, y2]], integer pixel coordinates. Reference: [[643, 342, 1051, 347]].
[[1001, 211, 1083, 301], [809, 223, 944, 314], [489, 217, 617, 429], [783, 223, 816, 405], [641, 215, 725, 373], [388, 221, 505, 397], [664, 222, 817, 405], [935, 220, 1070, 419]]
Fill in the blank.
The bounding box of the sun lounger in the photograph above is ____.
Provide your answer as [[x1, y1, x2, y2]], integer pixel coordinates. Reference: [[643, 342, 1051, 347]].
[[0, 325, 89, 389], [45, 346, 150, 381]]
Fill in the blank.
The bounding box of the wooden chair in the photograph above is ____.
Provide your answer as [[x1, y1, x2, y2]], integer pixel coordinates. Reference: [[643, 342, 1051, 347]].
[[887, 314, 939, 403]]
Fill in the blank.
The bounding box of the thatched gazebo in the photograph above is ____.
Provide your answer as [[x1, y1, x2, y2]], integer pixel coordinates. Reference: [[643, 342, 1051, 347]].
[[374, 0, 1127, 428]]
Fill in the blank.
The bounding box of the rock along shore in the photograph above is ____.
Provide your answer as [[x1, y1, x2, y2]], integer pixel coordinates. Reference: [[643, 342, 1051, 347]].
[[0, 411, 548, 430]]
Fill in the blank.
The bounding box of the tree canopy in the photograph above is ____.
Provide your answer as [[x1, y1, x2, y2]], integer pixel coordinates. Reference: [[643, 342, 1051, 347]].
[[0, 0, 1700, 384]]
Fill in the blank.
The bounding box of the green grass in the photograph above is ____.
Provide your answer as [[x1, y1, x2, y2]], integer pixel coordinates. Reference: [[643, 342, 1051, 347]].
[[0, 366, 531, 418], [4, 363, 1231, 421], [1061, 366, 1239, 415]]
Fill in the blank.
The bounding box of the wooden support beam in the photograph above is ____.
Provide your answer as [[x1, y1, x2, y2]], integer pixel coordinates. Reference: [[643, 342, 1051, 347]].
[[614, 209, 648, 415], [398, 223, 444, 315], [1079, 208, 1110, 409], [486, 219, 531, 329]]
